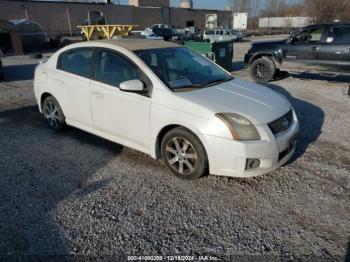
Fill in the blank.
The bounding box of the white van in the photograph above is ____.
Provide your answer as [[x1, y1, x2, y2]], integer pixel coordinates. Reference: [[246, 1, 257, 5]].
[[203, 29, 238, 42]]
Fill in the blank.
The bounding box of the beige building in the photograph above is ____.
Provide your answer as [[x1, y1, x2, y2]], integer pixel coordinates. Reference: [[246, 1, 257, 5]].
[[180, 0, 193, 9], [129, 0, 170, 7]]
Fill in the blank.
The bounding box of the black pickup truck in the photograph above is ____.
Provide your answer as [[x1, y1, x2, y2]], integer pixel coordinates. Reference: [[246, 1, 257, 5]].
[[0, 57, 3, 80], [244, 22, 350, 82]]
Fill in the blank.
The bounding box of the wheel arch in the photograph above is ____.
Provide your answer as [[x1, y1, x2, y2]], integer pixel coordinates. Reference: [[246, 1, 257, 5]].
[[249, 52, 279, 66], [154, 124, 209, 163], [40, 92, 53, 106], [40, 92, 54, 112], [40, 93, 65, 120]]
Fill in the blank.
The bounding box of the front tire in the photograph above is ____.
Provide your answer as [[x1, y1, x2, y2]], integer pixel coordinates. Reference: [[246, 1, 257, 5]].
[[250, 57, 276, 83], [161, 127, 209, 180], [42, 96, 65, 131]]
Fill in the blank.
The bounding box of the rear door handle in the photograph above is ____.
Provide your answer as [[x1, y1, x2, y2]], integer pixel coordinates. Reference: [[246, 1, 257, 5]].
[[92, 91, 104, 99], [312, 46, 320, 51]]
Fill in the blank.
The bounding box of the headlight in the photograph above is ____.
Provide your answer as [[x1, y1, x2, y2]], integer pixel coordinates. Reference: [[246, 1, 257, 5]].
[[216, 113, 261, 141]]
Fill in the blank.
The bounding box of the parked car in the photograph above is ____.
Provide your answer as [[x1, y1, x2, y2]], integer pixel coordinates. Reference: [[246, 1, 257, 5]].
[[152, 27, 178, 41], [231, 29, 245, 42], [0, 50, 3, 80], [142, 29, 164, 40], [245, 22, 350, 82], [203, 28, 238, 42], [178, 28, 203, 42], [145, 33, 164, 40], [34, 39, 299, 179], [150, 24, 170, 30]]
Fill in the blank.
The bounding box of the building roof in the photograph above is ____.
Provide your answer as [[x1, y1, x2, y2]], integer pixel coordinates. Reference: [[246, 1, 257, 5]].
[[97, 39, 181, 51]]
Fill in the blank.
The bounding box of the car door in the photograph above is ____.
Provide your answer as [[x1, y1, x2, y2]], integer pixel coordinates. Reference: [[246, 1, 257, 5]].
[[282, 26, 324, 71], [223, 30, 230, 41], [218, 30, 225, 41], [317, 25, 350, 73], [90, 49, 152, 152], [56, 48, 94, 127]]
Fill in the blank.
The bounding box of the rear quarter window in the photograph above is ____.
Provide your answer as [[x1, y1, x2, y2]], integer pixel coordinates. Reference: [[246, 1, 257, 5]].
[[57, 48, 94, 78]]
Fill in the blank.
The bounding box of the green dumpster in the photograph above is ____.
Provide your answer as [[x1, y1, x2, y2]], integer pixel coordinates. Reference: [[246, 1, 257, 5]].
[[184, 40, 234, 71]]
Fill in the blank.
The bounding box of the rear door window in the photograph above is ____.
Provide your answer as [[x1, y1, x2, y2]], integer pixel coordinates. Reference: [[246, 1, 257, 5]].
[[58, 48, 94, 78], [329, 26, 350, 43]]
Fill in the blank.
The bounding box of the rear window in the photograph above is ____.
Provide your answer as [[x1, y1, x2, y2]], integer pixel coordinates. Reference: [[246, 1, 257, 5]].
[[58, 48, 94, 78]]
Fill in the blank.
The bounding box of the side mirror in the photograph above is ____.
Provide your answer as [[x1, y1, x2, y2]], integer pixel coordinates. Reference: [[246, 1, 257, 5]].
[[120, 79, 145, 92]]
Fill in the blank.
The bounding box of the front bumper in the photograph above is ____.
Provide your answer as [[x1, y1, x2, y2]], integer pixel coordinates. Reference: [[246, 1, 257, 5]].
[[202, 113, 299, 178]]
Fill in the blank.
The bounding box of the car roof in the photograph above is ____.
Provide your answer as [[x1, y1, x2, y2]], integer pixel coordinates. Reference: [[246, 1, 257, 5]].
[[96, 39, 181, 51], [306, 22, 350, 28], [208, 28, 230, 30]]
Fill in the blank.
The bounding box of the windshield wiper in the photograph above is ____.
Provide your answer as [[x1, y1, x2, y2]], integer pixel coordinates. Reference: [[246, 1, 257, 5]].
[[202, 77, 234, 88], [172, 77, 234, 91], [172, 83, 203, 90]]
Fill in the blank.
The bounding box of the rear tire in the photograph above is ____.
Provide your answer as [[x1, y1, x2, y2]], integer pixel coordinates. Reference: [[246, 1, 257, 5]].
[[42, 96, 66, 132], [250, 57, 276, 83], [161, 127, 208, 180]]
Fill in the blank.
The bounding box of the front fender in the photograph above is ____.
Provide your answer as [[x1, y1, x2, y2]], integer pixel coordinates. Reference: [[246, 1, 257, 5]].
[[149, 106, 212, 159], [248, 49, 283, 66]]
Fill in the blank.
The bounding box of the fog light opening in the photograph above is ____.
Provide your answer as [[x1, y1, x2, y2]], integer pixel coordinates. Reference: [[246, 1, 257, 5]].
[[246, 159, 261, 170]]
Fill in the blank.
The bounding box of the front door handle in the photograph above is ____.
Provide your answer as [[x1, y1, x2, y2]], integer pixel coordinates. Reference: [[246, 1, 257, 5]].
[[92, 91, 104, 99], [312, 46, 320, 51]]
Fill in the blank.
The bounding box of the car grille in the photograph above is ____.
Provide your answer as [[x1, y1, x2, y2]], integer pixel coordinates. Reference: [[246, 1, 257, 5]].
[[268, 110, 293, 135]]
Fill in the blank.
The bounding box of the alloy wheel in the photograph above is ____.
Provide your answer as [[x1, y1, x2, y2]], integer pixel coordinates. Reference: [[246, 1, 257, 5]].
[[165, 137, 198, 175], [44, 101, 60, 129], [255, 62, 267, 79]]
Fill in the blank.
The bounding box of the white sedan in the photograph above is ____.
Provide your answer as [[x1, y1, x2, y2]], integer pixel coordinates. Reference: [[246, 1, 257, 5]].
[[34, 39, 299, 179]]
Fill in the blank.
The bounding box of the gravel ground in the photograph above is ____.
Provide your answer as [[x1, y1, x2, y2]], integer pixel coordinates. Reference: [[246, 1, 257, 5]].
[[0, 38, 349, 261]]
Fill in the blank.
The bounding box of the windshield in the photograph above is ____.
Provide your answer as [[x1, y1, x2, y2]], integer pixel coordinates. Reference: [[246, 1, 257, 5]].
[[135, 47, 233, 91]]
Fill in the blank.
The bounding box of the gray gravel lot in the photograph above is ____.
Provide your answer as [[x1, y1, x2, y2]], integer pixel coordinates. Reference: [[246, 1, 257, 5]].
[[0, 38, 349, 261]]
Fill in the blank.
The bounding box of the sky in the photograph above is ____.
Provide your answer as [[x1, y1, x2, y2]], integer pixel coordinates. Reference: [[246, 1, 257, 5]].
[[118, 0, 228, 10]]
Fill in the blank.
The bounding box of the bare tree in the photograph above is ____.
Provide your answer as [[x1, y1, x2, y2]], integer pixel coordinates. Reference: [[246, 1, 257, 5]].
[[227, 0, 261, 16], [227, 0, 251, 12], [261, 0, 286, 17], [260, 0, 306, 17], [306, 0, 350, 22], [250, 0, 261, 17]]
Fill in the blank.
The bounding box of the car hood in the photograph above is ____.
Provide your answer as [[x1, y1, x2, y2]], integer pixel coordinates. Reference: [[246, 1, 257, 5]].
[[176, 78, 292, 125]]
